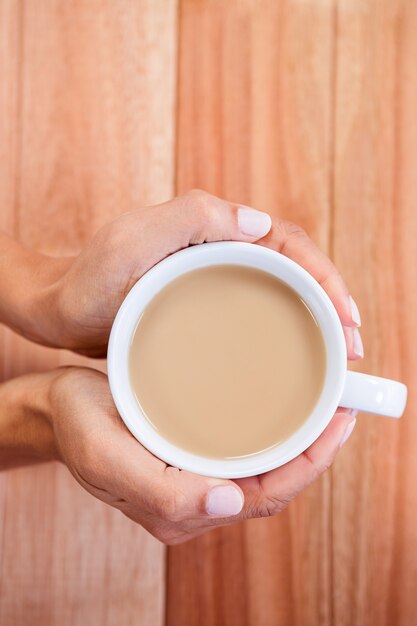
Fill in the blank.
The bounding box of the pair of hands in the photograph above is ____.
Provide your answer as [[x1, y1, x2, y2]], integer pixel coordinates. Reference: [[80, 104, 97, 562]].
[[1, 190, 362, 544]]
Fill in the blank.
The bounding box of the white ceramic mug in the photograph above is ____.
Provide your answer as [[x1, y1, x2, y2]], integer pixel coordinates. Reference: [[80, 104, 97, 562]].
[[108, 242, 407, 479]]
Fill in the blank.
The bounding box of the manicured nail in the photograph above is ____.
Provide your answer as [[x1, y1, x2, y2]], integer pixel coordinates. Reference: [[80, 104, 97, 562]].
[[206, 485, 244, 517], [349, 295, 361, 326], [238, 207, 272, 238], [353, 328, 364, 358], [339, 418, 356, 448]]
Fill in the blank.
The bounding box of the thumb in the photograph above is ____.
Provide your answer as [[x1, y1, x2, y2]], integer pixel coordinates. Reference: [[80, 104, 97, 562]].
[[101, 422, 245, 522], [129, 189, 272, 272], [159, 466, 245, 522], [163, 189, 272, 244]]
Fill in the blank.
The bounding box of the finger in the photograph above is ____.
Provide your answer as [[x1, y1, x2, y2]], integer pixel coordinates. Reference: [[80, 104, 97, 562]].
[[236, 411, 356, 519], [260, 410, 356, 500], [344, 325, 365, 361], [119, 498, 230, 545], [123, 189, 272, 277], [158, 189, 272, 244], [258, 219, 362, 330]]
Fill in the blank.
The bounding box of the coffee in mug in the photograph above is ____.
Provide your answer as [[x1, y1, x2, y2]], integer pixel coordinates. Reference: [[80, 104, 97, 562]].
[[129, 265, 326, 459]]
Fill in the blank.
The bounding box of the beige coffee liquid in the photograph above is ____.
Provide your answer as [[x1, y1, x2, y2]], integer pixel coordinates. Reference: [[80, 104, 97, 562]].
[[129, 265, 326, 459]]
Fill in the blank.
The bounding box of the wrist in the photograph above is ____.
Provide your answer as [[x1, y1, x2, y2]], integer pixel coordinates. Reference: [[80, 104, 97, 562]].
[[0, 369, 64, 470], [0, 232, 74, 348], [28, 255, 74, 348]]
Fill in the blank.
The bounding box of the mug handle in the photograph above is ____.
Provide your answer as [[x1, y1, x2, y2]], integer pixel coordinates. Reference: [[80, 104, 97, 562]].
[[339, 371, 407, 418]]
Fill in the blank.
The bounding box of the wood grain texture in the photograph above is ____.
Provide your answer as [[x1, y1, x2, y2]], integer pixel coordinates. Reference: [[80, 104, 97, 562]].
[[0, 1, 177, 624], [169, 2, 337, 625], [1, 1, 417, 625], [331, 2, 417, 625], [167, 1, 417, 626]]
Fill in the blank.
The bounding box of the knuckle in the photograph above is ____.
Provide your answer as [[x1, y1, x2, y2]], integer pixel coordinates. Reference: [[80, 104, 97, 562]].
[[200, 203, 219, 229], [303, 450, 331, 478], [185, 189, 218, 221], [186, 188, 211, 202], [318, 459, 332, 475], [280, 220, 306, 239], [304, 450, 331, 477], [156, 488, 188, 523], [94, 220, 125, 252], [246, 492, 293, 519], [276, 219, 310, 256], [181, 190, 222, 244]]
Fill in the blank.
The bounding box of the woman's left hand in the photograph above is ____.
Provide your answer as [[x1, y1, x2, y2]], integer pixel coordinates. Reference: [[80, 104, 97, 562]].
[[47, 367, 357, 545], [33, 189, 362, 358]]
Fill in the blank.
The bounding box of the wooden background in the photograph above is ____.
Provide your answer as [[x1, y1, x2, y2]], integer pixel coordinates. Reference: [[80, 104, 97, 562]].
[[0, 1, 416, 624]]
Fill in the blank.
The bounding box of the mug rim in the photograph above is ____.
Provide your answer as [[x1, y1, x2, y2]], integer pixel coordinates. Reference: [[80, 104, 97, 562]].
[[108, 242, 347, 478]]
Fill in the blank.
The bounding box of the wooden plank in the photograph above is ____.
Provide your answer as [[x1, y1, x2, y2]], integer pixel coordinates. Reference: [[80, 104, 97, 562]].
[[0, 1, 177, 624], [332, 1, 417, 625], [168, 2, 336, 625]]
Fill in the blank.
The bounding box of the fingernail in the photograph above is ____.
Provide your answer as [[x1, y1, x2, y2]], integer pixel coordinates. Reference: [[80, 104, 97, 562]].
[[349, 295, 361, 326], [348, 409, 359, 417], [206, 485, 244, 517], [353, 328, 364, 358], [238, 207, 272, 238], [339, 418, 356, 448]]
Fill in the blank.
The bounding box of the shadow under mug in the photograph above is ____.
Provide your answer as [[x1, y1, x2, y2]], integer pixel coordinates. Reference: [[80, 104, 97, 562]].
[[108, 242, 407, 479]]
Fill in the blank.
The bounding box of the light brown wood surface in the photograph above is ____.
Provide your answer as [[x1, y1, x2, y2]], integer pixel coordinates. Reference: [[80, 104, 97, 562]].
[[1, 1, 416, 625], [0, 1, 177, 625]]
